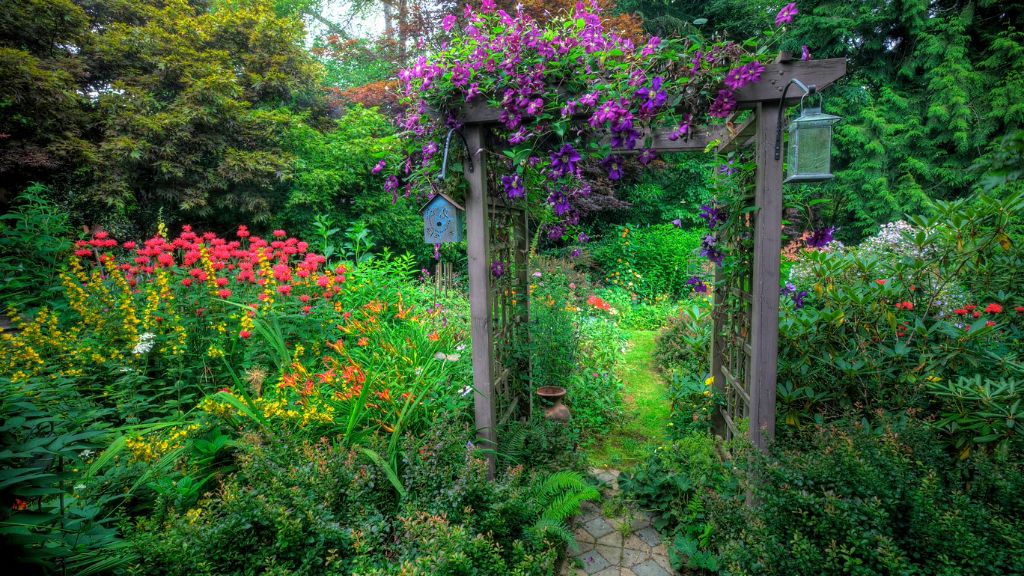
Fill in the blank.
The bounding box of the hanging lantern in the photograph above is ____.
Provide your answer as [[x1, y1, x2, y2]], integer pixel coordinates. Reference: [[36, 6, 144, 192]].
[[783, 92, 840, 183]]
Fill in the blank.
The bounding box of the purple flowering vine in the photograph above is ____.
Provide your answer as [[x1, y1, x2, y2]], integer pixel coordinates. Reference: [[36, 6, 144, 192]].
[[549, 144, 581, 179], [687, 276, 709, 294]]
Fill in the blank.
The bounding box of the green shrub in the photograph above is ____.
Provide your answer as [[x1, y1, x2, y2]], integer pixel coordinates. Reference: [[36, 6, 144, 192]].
[[0, 185, 74, 312], [707, 417, 1024, 576], [591, 224, 704, 299], [654, 299, 711, 375]]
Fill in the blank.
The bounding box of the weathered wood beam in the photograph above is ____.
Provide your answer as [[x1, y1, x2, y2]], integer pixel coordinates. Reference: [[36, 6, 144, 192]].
[[747, 102, 783, 454], [734, 58, 847, 106], [463, 124, 497, 479]]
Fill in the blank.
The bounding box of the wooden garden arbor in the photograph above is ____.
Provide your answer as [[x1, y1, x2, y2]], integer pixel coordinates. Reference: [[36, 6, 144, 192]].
[[455, 56, 846, 474]]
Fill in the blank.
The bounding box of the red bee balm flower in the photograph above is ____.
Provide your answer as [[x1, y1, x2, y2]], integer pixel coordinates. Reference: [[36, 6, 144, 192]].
[[875, 279, 886, 286], [895, 301, 914, 311], [985, 303, 1003, 314], [239, 330, 251, 339], [1016, 306, 1024, 314]]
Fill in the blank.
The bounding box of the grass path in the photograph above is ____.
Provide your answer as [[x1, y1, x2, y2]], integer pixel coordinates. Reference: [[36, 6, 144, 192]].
[[587, 329, 671, 470]]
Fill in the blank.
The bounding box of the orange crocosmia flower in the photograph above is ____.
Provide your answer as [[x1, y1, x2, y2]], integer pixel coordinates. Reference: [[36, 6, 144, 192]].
[[376, 389, 392, 402], [427, 332, 439, 342], [357, 337, 369, 347]]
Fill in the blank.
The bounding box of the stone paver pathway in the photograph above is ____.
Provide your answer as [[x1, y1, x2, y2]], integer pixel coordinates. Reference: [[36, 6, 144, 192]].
[[560, 469, 676, 576]]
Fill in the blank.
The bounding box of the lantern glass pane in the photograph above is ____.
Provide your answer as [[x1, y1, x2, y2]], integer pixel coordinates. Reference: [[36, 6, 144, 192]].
[[796, 123, 832, 176]]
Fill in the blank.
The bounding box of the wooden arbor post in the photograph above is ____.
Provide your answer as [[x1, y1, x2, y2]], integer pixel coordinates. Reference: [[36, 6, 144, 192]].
[[458, 56, 846, 467]]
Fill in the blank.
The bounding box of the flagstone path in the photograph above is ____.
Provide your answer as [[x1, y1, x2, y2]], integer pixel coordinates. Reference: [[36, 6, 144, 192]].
[[560, 468, 676, 576]]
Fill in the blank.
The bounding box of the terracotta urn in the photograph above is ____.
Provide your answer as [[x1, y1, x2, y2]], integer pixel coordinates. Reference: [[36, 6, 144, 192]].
[[536, 386, 570, 423]]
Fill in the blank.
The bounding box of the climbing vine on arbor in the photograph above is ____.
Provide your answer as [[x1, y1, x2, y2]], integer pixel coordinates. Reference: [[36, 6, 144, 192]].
[[379, 1, 802, 254]]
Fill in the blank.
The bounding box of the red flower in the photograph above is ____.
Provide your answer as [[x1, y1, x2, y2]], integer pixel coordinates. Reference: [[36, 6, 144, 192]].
[[217, 289, 232, 299], [895, 301, 914, 311], [1016, 306, 1024, 314], [273, 229, 287, 238], [986, 321, 996, 328], [875, 279, 886, 286], [123, 241, 137, 249], [985, 303, 1003, 314], [972, 311, 982, 319], [965, 305, 977, 312], [239, 330, 251, 339], [954, 309, 968, 316], [215, 277, 229, 287], [181, 278, 193, 287], [277, 284, 292, 295]]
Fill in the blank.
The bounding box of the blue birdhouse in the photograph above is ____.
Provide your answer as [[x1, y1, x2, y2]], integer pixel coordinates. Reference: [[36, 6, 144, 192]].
[[421, 192, 465, 244]]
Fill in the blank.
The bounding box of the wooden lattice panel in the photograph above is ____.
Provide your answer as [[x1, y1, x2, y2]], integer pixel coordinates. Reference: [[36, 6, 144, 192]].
[[487, 196, 530, 425]]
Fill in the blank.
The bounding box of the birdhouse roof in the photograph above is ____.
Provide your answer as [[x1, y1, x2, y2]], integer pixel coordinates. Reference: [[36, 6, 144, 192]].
[[420, 192, 464, 213]]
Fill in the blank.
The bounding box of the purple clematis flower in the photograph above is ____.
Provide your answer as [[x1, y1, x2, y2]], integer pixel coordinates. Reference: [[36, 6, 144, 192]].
[[578, 232, 589, 244], [491, 260, 505, 278], [547, 225, 565, 241], [635, 77, 667, 114], [601, 155, 624, 180], [501, 174, 525, 199], [701, 234, 724, 266], [801, 45, 812, 61], [371, 160, 386, 175], [687, 276, 708, 294], [442, 14, 457, 32], [709, 89, 737, 118], [549, 144, 581, 179], [668, 115, 693, 141], [699, 204, 725, 229], [638, 148, 657, 165], [805, 227, 836, 248], [775, 2, 798, 26]]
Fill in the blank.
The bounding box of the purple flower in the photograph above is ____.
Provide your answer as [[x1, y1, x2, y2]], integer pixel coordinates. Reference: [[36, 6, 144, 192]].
[[548, 191, 571, 216], [465, 83, 480, 102], [578, 232, 589, 244], [638, 148, 657, 165], [641, 36, 661, 57], [601, 155, 624, 180], [793, 290, 808, 309], [549, 144, 581, 179], [672, 218, 682, 228], [501, 174, 525, 199], [701, 234, 724, 266], [801, 45, 812, 61], [571, 249, 582, 259], [687, 276, 708, 294], [718, 160, 737, 176], [384, 175, 399, 192], [668, 115, 692, 141], [775, 2, 798, 26], [371, 160, 386, 175], [781, 282, 808, 309], [547, 225, 564, 241], [442, 14, 457, 32], [635, 77, 667, 114], [422, 141, 438, 165], [709, 89, 737, 118], [491, 260, 505, 278], [805, 227, 836, 249], [699, 204, 725, 229], [525, 98, 544, 116]]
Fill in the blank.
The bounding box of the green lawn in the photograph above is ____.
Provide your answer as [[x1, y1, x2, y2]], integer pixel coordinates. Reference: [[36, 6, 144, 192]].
[[587, 329, 671, 470]]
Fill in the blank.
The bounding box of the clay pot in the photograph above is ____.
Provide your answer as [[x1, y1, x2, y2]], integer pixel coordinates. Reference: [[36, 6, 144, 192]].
[[536, 386, 570, 423]]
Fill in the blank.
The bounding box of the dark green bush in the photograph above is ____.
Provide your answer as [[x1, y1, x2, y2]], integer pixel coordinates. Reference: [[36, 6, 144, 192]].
[[707, 417, 1024, 576], [591, 224, 704, 299]]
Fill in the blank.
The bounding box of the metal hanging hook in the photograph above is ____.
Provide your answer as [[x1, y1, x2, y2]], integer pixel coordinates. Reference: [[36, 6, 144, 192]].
[[437, 128, 474, 181]]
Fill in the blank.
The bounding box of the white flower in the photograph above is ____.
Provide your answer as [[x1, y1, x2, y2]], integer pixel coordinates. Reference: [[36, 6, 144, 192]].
[[460, 385, 473, 397], [80, 449, 94, 458], [132, 332, 156, 355], [455, 343, 466, 352], [74, 483, 86, 491]]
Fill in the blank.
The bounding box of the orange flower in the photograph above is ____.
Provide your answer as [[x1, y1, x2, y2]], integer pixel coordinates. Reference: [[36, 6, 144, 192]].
[[427, 332, 439, 342], [376, 389, 392, 402], [357, 337, 369, 347], [11, 498, 28, 511]]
